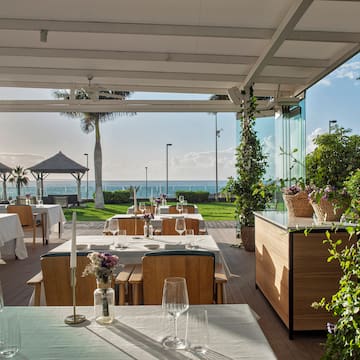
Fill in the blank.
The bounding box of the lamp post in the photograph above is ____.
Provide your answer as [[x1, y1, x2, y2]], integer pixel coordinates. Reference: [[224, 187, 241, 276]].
[[84, 153, 89, 200], [215, 113, 223, 201], [145, 166, 148, 198], [166, 143, 172, 196], [329, 120, 337, 134]]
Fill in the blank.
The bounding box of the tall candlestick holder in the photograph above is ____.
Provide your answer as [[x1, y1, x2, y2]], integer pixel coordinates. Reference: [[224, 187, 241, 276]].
[[65, 267, 86, 324]]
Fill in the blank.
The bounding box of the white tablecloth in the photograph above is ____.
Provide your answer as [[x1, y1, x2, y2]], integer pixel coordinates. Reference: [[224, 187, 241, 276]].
[[127, 204, 199, 214], [32, 204, 66, 241], [0, 213, 27, 260], [5, 305, 276, 359], [49, 234, 220, 264]]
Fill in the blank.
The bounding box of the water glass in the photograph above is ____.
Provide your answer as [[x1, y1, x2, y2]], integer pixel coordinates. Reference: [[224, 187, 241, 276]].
[[0, 280, 4, 311], [186, 308, 209, 354], [115, 230, 128, 249], [185, 229, 195, 248], [0, 312, 21, 358]]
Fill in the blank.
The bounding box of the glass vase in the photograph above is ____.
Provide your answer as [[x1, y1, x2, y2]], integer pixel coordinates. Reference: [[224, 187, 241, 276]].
[[143, 223, 153, 238], [94, 279, 115, 324]]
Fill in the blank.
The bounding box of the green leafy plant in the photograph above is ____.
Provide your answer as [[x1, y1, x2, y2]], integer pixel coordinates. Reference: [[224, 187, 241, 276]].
[[234, 86, 272, 227], [306, 127, 360, 189], [312, 221, 360, 359]]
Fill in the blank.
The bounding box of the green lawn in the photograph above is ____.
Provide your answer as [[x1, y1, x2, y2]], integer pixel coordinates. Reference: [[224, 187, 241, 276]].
[[63, 202, 237, 221]]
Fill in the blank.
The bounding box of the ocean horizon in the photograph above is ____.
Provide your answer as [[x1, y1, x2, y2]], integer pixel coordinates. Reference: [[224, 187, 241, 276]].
[[4, 179, 229, 199]]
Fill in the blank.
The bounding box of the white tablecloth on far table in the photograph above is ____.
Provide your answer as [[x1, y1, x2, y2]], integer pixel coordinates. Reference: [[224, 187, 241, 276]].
[[32, 204, 66, 241], [49, 234, 220, 264], [127, 204, 199, 214], [6, 305, 276, 359], [0, 213, 27, 260]]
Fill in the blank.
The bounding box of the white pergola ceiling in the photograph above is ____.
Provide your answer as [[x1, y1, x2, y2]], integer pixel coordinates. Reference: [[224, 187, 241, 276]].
[[0, 0, 359, 112]]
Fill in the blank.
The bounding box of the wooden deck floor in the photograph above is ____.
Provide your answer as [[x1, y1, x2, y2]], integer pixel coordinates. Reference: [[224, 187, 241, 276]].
[[0, 223, 326, 359]]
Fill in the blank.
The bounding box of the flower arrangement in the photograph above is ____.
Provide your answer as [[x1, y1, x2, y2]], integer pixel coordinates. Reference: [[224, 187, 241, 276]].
[[143, 213, 154, 223], [82, 252, 119, 283], [281, 181, 314, 217]]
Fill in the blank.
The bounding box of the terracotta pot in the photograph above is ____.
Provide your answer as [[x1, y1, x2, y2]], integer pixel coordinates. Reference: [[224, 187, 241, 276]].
[[241, 226, 255, 252]]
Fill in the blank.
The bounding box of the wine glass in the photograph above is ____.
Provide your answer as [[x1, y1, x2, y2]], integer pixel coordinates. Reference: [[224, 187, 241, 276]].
[[108, 218, 119, 236], [176, 202, 183, 214], [0, 280, 4, 312], [161, 277, 189, 349], [179, 195, 184, 204], [175, 217, 186, 236]]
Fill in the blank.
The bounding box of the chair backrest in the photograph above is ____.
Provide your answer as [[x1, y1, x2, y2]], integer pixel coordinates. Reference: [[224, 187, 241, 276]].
[[168, 205, 195, 214], [142, 250, 215, 305], [7, 205, 33, 226], [40, 252, 97, 306], [118, 218, 145, 235], [161, 218, 199, 235]]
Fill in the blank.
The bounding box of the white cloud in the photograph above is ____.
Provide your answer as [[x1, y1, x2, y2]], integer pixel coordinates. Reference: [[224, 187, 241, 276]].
[[332, 61, 360, 80], [306, 128, 325, 154], [0, 153, 45, 168], [317, 78, 331, 86]]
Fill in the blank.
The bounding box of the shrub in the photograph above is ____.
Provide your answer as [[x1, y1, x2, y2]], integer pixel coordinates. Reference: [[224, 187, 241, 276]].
[[175, 190, 209, 203], [103, 190, 131, 204]]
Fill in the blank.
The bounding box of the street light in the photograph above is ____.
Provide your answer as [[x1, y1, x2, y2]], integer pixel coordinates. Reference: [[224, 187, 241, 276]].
[[145, 166, 148, 198], [329, 120, 337, 134], [215, 113, 223, 201], [84, 153, 89, 200], [166, 143, 172, 196]]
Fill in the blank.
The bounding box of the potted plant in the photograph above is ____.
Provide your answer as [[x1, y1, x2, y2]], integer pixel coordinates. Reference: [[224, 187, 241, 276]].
[[306, 127, 360, 221], [312, 217, 360, 359], [233, 86, 274, 251]]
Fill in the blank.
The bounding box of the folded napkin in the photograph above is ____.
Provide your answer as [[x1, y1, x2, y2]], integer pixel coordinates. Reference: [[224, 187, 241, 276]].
[[164, 244, 185, 250], [88, 244, 110, 250]]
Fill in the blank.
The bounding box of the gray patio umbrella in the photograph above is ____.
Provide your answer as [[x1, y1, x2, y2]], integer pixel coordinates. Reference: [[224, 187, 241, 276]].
[[0, 161, 12, 201], [28, 151, 89, 201]]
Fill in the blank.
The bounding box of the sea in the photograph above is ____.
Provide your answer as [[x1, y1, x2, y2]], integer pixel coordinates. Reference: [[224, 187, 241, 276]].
[[4, 180, 228, 200]]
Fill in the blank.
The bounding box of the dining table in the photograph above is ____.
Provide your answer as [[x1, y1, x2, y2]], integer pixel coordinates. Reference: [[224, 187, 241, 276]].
[[49, 234, 220, 264], [0, 204, 66, 244], [0, 213, 27, 261], [4, 304, 276, 359]]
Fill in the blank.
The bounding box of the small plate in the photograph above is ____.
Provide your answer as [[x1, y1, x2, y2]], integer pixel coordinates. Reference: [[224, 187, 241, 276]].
[[144, 244, 160, 250]]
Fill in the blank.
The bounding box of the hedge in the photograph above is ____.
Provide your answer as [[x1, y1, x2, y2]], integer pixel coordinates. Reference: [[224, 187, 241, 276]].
[[175, 190, 209, 203], [103, 190, 131, 204]]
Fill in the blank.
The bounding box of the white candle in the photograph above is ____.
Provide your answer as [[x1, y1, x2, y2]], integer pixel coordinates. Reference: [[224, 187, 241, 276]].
[[70, 212, 77, 268], [133, 188, 138, 212]]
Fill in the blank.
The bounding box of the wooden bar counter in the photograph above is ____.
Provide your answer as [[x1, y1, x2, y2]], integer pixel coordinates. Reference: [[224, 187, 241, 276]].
[[254, 211, 356, 338]]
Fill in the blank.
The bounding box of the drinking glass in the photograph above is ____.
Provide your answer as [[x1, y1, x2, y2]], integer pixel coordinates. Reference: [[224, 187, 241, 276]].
[[186, 308, 209, 354], [179, 195, 185, 204], [0, 312, 21, 358], [185, 229, 195, 248], [139, 202, 146, 214], [108, 218, 119, 236], [175, 217, 186, 236], [162, 277, 189, 349], [176, 202, 183, 214], [114, 229, 128, 249], [0, 280, 4, 312]]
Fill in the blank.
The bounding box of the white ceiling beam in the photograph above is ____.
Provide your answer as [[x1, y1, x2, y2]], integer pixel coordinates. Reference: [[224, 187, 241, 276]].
[[0, 19, 273, 39], [0, 99, 243, 112], [0, 66, 245, 82], [0, 47, 329, 68], [1, 18, 358, 43], [241, 0, 314, 89]]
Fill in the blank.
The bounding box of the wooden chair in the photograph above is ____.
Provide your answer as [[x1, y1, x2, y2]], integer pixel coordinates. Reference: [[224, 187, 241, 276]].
[[161, 217, 200, 235], [7, 205, 45, 247], [168, 205, 195, 214], [27, 252, 97, 306], [128, 250, 227, 305]]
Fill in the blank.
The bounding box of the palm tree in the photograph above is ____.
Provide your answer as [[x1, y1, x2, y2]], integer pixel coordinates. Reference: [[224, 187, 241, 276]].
[[54, 89, 132, 209], [8, 165, 30, 196]]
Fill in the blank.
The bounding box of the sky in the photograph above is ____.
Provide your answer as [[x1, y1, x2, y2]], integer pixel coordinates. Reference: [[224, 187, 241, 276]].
[[0, 53, 359, 182]]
